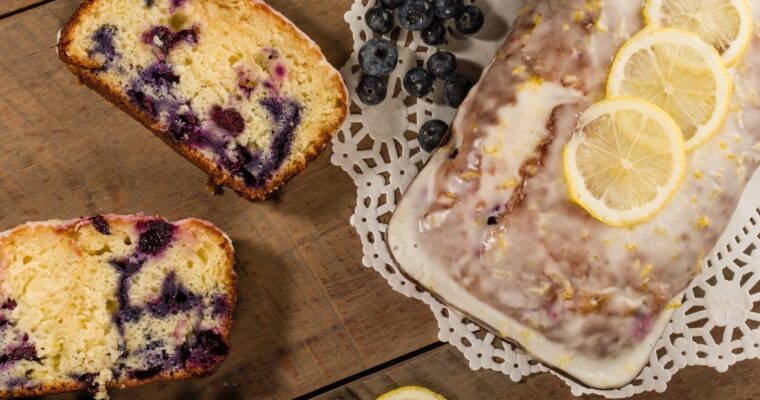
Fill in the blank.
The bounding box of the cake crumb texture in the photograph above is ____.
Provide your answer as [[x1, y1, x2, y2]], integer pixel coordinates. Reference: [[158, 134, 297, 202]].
[[0, 215, 236, 398], [58, 0, 348, 200]]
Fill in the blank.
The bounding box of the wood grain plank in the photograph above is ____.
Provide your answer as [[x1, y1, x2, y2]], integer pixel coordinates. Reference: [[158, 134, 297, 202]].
[[0, 0, 439, 399], [316, 346, 760, 400], [0, 0, 46, 17]]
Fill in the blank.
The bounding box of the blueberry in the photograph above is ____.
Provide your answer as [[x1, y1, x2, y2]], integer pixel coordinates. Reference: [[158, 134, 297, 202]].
[[426, 51, 457, 80], [182, 330, 228, 368], [398, 0, 435, 31], [455, 5, 484, 35], [137, 220, 177, 256], [444, 73, 473, 108], [403, 67, 434, 98], [378, 0, 402, 8], [259, 97, 302, 180], [357, 75, 388, 105], [2, 299, 17, 310], [210, 106, 245, 135], [358, 38, 398, 77], [89, 215, 111, 235], [89, 25, 118, 63], [141, 25, 198, 57], [433, 0, 464, 19], [148, 272, 197, 317], [212, 295, 229, 317], [139, 61, 179, 88], [0, 342, 39, 365], [421, 20, 447, 46], [169, 110, 202, 142], [220, 144, 254, 173], [78, 373, 99, 392], [419, 119, 450, 152], [365, 6, 395, 35]]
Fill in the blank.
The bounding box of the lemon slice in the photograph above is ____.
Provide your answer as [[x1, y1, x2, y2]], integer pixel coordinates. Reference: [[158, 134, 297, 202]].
[[376, 386, 447, 400], [607, 28, 732, 151], [644, 0, 753, 66], [563, 98, 686, 226]]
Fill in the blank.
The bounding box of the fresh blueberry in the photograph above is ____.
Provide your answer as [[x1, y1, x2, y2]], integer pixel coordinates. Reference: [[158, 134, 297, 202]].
[[357, 75, 388, 105], [365, 6, 395, 35], [403, 67, 434, 98], [433, 0, 464, 19], [398, 0, 435, 31], [378, 0, 402, 8], [426, 51, 457, 80], [444, 73, 473, 108], [455, 5, 484, 35], [421, 20, 447, 46], [418, 119, 450, 152], [358, 38, 398, 77], [210, 106, 245, 135]]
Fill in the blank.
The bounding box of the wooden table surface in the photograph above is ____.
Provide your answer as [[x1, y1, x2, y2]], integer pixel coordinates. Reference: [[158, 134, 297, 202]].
[[0, 1, 758, 399]]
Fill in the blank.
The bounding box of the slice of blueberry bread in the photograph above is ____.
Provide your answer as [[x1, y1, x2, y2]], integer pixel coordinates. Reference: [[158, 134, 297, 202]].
[[57, 0, 348, 201], [0, 215, 235, 399]]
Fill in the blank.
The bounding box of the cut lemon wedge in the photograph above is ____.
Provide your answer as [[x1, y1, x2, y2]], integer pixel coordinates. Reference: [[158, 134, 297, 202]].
[[607, 28, 732, 151], [563, 98, 686, 226], [644, 0, 753, 66], [376, 386, 447, 400]]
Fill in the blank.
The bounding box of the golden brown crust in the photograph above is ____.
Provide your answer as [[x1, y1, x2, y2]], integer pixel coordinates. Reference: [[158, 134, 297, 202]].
[[57, 0, 348, 202], [0, 215, 237, 398]]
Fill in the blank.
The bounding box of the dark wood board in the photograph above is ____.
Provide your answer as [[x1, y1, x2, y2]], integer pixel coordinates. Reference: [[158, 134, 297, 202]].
[[0, 0, 438, 398], [0, 0, 43, 17]]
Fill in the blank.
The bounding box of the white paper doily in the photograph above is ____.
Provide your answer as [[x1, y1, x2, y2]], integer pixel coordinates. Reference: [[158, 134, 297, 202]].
[[330, 1, 760, 397]]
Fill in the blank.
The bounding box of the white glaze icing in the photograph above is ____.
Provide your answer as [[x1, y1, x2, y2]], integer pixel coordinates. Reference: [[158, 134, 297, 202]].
[[389, 0, 760, 388]]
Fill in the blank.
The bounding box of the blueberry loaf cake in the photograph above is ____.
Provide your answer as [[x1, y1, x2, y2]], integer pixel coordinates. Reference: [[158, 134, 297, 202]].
[[0, 215, 235, 398], [389, 0, 760, 389], [58, 0, 348, 200]]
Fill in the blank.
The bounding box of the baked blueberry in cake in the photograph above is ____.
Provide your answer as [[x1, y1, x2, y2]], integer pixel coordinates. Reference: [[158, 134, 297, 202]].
[[0, 215, 235, 399], [57, 0, 348, 200]]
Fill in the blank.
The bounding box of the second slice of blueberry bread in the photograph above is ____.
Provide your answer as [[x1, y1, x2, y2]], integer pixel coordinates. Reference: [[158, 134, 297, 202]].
[[58, 0, 348, 200], [0, 215, 235, 399]]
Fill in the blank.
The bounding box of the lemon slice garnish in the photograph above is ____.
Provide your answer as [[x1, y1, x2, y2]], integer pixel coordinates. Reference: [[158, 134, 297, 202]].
[[607, 28, 733, 151], [644, 0, 754, 66], [563, 98, 686, 226], [376, 386, 447, 400]]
